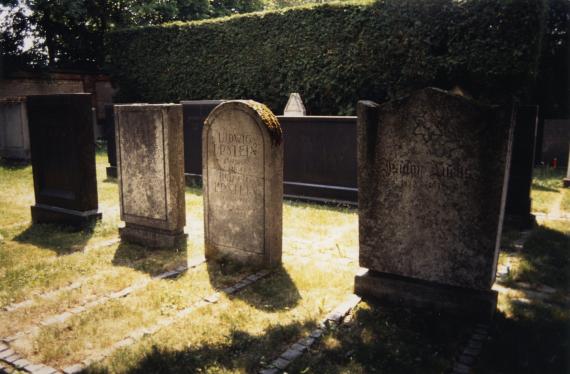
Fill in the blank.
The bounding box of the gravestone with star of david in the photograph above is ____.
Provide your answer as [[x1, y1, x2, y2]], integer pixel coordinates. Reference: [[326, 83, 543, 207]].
[[355, 88, 515, 318]]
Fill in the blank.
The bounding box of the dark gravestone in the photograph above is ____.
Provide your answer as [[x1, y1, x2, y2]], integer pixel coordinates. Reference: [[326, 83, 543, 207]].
[[181, 100, 224, 185], [27, 94, 101, 226], [354, 88, 514, 318], [541, 119, 570, 167], [278, 116, 357, 204], [505, 105, 538, 229], [104, 104, 117, 178]]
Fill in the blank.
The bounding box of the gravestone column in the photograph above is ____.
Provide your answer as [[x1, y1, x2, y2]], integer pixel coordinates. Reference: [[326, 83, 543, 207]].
[[0, 97, 30, 161], [115, 104, 186, 248], [354, 88, 515, 318], [27, 94, 101, 226], [203, 100, 283, 266]]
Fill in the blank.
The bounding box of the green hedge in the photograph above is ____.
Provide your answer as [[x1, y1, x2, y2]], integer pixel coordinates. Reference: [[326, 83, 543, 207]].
[[107, 0, 546, 115]]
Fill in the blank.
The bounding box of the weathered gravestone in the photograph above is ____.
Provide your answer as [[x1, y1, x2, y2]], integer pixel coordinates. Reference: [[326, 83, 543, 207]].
[[355, 88, 515, 317], [27, 94, 101, 226], [115, 104, 186, 248], [562, 142, 570, 188], [203, 100, 283, 266], [505, 105, 538, 229], [0, 97, 30, 160], [283, 93, 306, 117]]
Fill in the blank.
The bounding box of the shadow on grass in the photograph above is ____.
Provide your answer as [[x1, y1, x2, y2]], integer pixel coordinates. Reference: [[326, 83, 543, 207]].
[[0, 158, 30, 170], [206, 260, 301, 312], [287, 303, 475, 374], [13, 223, 95, 256], [112, 241, 188, 276], [475, 302, 570, 373], [284, 198, 357, 213], [509, 225, 570, 292], [87, 321, 317, 374], [530, 183, 560, 193]]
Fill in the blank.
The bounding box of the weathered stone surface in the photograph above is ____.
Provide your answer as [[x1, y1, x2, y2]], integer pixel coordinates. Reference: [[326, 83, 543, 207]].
[[203, 100, 283, 266], [505, 105, 538, 229], [115, 104, 186, 248], [356, 88, 514, 297], [27, 94, 101, 226], [0, 97, 30, 160], [283, 93, 306, 117]]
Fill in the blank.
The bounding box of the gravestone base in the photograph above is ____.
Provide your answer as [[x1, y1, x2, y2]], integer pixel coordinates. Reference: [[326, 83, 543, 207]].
[[355, 270, 497, 320], [106, 166, 117, 179], [120, 224, 187, 248], [31, 204, 102, 227], [563, 178, 570, 188]]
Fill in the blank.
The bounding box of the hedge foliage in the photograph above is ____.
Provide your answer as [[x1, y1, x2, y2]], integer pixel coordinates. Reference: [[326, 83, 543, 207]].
[[107, 0, 546, 115]]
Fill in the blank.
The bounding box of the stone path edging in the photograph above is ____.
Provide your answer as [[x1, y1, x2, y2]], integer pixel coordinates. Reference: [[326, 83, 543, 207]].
[[452, 323, 490, 374], [259, 294, 362, 374]]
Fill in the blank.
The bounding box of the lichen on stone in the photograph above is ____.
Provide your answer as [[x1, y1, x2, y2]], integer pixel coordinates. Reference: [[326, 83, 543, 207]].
[[245, 100, 283, 145]]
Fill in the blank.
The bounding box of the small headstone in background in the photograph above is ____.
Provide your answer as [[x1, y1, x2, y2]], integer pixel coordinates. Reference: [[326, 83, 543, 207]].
[[0, 97, 30, 161], [203, 100, 283, 266], [563, 142, 570, 188], [355, 87, 515, 318], [27, 94, 101, 226], [115, 104, 186, 248], [283, 93, 306, 117]]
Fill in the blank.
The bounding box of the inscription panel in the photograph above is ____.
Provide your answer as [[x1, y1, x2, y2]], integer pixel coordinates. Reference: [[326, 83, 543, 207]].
[[206, 109, 264, 254], [119, 110, 167, 220]]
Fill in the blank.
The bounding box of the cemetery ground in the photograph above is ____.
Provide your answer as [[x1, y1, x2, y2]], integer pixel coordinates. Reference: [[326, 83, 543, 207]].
[[0, 149, 568, 374]]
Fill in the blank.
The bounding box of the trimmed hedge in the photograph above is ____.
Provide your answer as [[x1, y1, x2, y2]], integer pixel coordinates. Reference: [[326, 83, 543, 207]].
[[107, 0, 546, 115]]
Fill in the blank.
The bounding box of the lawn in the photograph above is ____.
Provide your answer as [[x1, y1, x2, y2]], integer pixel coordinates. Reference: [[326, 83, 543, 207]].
[[0, 150, 569, 373]]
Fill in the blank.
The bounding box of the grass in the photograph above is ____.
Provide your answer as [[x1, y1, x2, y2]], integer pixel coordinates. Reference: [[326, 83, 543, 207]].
[[530, 168, 567, 214], [0, 150, 569, 373]]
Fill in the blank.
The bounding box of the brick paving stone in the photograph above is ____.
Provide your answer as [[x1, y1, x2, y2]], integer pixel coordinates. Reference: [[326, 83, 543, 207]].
[[222, 286, 237, 294], [4, 355, 20, 364], [0, 350, 15, 360], [62, 364, 84, 374], [25, 364, 45, 372], [272, 357, 290, 370], [259, 368, 279, 374], [12, 358, 31, 369], [281, 349, 303, 362], [110, 288, 132, 299], [299, 337, 315, 347], [471, 333, 486, 341], [69, 306, 86, 314], [35, 366, 58, 374], [463, 347, 480, 356], [290, 343, 307, 352], [0, 343, 8, 352]]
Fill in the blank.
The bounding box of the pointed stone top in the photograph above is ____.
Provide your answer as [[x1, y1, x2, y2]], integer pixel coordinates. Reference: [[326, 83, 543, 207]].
[[283, 93, 306, 117]]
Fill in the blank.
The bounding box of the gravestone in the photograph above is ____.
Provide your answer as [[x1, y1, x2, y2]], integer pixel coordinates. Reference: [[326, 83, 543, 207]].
[[115, 104, 186, 248], [355, 88, 514, 318], [203, 100, 283, 266], [103, 104, 117, 178], [505, 105, 538, 229], [562, 142, 570, 188], [283, 93, 306, 117], [181, 100, 224, 185], [27, 94, 101, 226], [0, 97, 30, 160]]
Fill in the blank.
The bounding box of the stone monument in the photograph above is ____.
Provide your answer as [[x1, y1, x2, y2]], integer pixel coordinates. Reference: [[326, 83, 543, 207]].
[[505, 105, 538, 229], [0, 97, 30, 160], [354, 88, 514, 317], [283, 93, 306, 117], [27, 94, 101, 226], [115, 104, 186, 248], [562, 142, 570, 188], [203, 100, 283, 266]]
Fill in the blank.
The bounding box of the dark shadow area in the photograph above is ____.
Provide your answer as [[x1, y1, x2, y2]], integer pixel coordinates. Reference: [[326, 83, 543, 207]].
[[284, 198, 357, 214], [504, 225, 570, 292], [103, 177, 117, 184], [13, 222, 95, 256], [207, 260, 301, 312], [86, 320, 318, 374], [112, 240, 188, 277], [0, 158, 30, 169], [475, 302, 570, 374], [184, 185, 203, 197], [286, 302, 475, 374]]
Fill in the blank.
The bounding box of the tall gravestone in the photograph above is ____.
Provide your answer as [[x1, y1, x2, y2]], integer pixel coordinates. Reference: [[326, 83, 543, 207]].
[[0, 97, 30, 160], [27, 94, 101, 226], [115, 104, 186, 248], [505, 105, 538, 229], [203, 100, 283, 266], [355, 88, 514, 317], [283, 93, 306, 117]]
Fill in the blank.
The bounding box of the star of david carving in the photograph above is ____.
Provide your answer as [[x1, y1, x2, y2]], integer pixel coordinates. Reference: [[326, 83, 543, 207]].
[[413, 111, 442, 144]]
